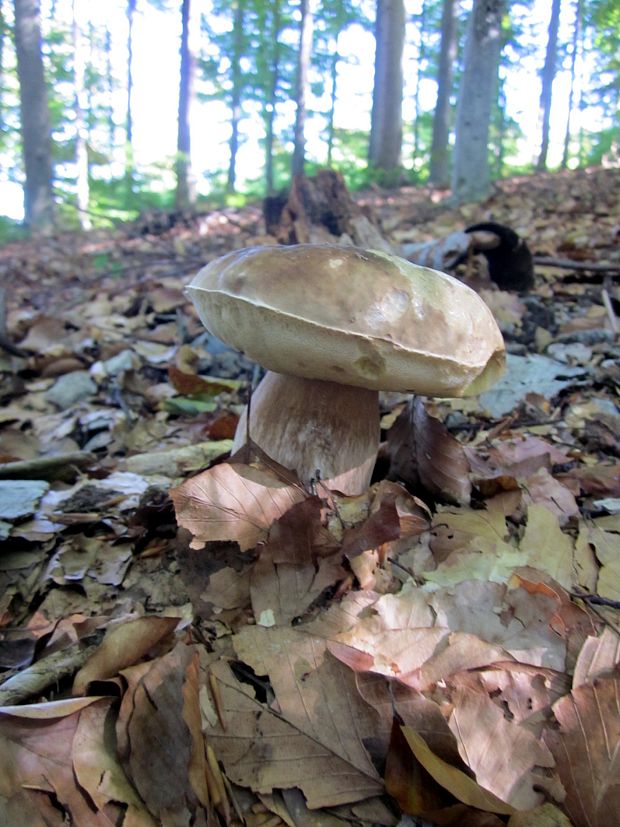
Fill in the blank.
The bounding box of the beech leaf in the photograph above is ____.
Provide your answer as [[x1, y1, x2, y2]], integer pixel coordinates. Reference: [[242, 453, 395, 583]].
[[170, 461, 306, 551]]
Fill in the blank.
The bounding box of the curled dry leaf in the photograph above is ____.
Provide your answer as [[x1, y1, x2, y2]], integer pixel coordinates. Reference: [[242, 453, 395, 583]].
[[400, 726, 516, 816], [170, 461, 306, 551], [72, 615, 180, 695], [72, 700, 157, 824], [0, 696, 118, 825], [387, 398, 472, 505], [544, 676, 620, 827]]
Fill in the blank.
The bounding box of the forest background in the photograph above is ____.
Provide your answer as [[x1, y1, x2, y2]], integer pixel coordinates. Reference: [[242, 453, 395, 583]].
[[2, 0, 620, 237]]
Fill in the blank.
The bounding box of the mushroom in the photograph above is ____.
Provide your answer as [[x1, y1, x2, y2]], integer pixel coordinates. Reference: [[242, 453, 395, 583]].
[[186, 244, 505, 495]]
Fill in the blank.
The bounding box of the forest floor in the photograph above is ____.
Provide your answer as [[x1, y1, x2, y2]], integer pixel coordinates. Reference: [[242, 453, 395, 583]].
[[0, 166, 619, 827]]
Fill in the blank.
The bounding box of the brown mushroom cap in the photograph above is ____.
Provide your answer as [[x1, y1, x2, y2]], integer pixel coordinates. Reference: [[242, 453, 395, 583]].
[[187, 244, 505, 397]]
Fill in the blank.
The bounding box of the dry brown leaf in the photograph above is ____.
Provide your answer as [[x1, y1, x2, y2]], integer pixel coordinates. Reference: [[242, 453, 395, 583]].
[[118, 644, 203, 824], [522, 469, 579, 526], [205, 659, 383, 808], [0, 697, 117, 825], [507, 802, 573, 826], [573, 628, 620, 689], [519, 505, 575, 589], [385, 718, 449, 816], [72, 700, 157, 825], [401, 726, 515, 816], [471, 664, 570, 727], [233, 625, 387, 769], [387, 398, 472, 504], [545, 676, 620, 827], [250, 544, 345, 626], [170, 461, 306, 551], [579, 524, 620, 601], [448, 686, 555, 810], [73, 616, 179, 695]]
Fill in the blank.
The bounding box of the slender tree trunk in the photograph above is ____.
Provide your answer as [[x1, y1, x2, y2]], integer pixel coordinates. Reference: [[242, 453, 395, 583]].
[[451, 0, 504, 204], [429, 0, 456, 186], [411, 0, 426, 165], [227, 0, 245, 194], [292, 0, 314, 178], [561, 0, 581, 169], [104, 27, 115, 155], [0, 0, 5, 133], [536, 0, 562, 171], [175, 0, 196, 209], [326, 44, 339, 167], [264, 2, 281, 195], [125, 0, 136, 195], [72, 0, 90, 229], [14, 0, 55, 230], [368, 0, 405, 177]]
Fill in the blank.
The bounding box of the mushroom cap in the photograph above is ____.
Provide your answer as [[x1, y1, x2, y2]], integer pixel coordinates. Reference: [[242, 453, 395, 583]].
[[186, 244, 505, 396]]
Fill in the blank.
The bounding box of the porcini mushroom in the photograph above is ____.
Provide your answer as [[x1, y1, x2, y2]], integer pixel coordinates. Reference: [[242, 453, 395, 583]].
[[186, 244, 505, 495]]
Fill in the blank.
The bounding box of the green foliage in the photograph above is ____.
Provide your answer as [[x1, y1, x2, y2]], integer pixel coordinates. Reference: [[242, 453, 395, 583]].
[[4, 0, 620, 231]]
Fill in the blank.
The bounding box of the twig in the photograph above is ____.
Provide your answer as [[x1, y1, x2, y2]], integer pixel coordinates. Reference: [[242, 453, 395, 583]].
[[0, 633, 104, 706], [570, 591, 620, 610], [0, 451, 95, 480], [533, 255, 620, 274], [602, 287, 619, 334]]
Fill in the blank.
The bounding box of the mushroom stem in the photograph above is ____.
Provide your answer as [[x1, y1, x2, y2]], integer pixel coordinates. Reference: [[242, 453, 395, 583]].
[[232, 371, 380, 495]]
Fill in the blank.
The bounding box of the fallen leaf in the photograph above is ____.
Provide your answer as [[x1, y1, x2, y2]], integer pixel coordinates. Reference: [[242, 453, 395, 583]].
[[205, 659, 383, 808], [401, 726, 515, 816], [171, 461, 306, 551], [545, 676, 620, 827], [73, 616, 179, 694]]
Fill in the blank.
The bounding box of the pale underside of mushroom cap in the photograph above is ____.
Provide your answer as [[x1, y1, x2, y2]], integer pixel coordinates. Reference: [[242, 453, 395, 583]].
[[186, 243, 506, 397]]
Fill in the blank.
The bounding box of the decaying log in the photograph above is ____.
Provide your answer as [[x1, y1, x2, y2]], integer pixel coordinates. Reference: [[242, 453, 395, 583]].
[[264, 169, 394, 253]]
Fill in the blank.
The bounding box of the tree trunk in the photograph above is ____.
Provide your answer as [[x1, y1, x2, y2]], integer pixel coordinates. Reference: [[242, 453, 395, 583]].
[[263, 1, 281, 196], [175, 0, 196, 209], [368, 0, 405, 178], [536, 0, 562, 171], [104, 27, 115, 154], [227, 0, 245, 194], [429, 0, 456, 187], [292, 0, 314, 178], [451, 0, 504, 204], [411, 0, 426, 165], [561, 0, 581, 169], [125, 0, 136, 195], [0, 0, 5, 133], [14, 0, 55, 231], [72, 0, 90, 230], [326, 44, 339, 167]]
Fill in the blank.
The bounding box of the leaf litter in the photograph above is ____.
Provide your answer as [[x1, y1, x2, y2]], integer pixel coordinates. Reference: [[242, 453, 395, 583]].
[[0, 168, 619, 825]]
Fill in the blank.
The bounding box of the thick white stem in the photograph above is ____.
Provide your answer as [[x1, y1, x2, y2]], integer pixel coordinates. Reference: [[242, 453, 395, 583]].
[[232, 371, 380, 495]]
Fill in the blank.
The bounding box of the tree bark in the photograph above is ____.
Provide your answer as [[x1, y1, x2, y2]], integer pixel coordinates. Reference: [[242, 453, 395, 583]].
[[536, 0, 562, 171], [451, 0, 504, 204], [0, 0, 6, 133], [326, 43, 339, 167], [368, 0, 405, 177], [125, 0, 136, 195], [292, 0, 314, 178], [226, 0, 245, 194], [262, 1, 281, 196], [72, 0, 90, 230], [429, 0, 456, 187], [411, 0, 427, 166], [175, 0, 196, 209], [561, 0, 581, 169], [14, 0, 55, 231]]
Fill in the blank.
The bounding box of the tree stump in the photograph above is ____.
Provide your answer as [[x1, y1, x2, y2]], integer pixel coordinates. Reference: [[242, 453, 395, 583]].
[[264, 169, 394, 252]]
